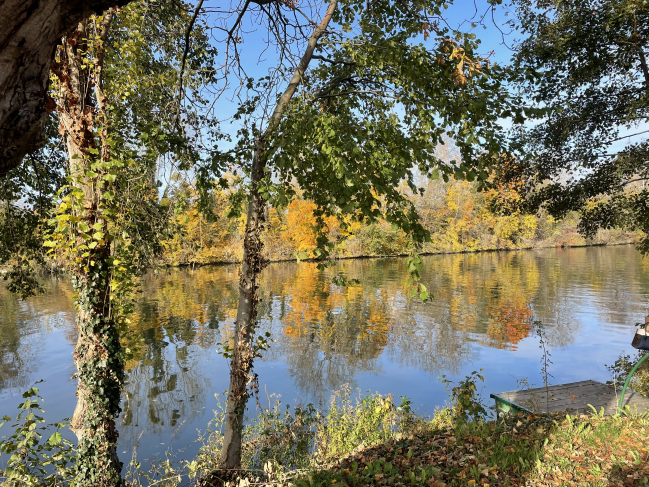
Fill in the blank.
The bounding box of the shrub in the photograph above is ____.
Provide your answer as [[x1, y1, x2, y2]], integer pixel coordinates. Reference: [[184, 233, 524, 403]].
[[0, 382, 76, 487], [606, 350, 649, 398]]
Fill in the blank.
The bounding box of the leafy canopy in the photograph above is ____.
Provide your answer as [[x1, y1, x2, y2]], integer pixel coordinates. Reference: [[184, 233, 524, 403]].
[[507, 0, 649, 252], [209, 0, 513, 298]]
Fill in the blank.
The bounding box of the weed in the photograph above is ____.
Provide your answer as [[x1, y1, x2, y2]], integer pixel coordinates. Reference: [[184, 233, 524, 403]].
[[439, 369, 488, 423], [606, 350, 649, 398], [511, 376, 543, 413], [535, 321, 554, 414]]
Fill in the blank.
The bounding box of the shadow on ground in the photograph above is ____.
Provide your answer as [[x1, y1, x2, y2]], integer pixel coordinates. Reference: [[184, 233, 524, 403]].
[[276, 411, 649, 487]]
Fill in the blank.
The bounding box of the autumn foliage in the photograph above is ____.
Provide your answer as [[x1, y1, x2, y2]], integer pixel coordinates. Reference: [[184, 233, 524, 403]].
[[159, 175, 636, 267]]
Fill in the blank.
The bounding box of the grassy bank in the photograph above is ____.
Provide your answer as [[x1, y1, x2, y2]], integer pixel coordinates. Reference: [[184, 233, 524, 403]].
[[289, 411, 649, 487], [2, 375, 649, 487], [153, 374, 649, 487]]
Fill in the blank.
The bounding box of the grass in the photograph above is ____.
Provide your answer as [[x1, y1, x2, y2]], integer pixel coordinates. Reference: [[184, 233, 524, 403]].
[[190, 382, 649, 487], [3, 384, 649, 487], [289, 409, 649, 487]]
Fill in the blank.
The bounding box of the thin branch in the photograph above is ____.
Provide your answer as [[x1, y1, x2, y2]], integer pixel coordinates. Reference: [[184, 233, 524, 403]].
[[623, 177, 649, 186], [636, 46, 649, 88], [311, 54, 356, 65], [228, 0, 252, 41], [174, 0, 206, 124], [315, 89, 397, 99], [609, 128, 649, 143]]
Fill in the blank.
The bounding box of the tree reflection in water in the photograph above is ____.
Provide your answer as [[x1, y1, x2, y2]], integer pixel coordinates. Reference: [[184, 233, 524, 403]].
[[1, 245, 649, 448], [0, 278, 75, 397]]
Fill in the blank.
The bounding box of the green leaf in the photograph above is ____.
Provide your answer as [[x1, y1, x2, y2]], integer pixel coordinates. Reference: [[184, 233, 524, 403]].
[[48, 431, 63, 446]]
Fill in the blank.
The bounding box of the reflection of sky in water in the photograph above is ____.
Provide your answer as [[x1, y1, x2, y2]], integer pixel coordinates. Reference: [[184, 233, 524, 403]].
[[1, 245, 648, 465]]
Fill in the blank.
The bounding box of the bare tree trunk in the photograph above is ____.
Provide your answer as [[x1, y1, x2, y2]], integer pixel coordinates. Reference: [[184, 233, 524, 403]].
[[54, 13, 123, 486], [0, 0, 130, 177], [218, 0, 339, 471]]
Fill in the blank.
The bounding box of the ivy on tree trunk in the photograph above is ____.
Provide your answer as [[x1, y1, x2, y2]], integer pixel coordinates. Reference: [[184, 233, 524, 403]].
[[219, 0, 339, 470], [53, 13, 124, 486]]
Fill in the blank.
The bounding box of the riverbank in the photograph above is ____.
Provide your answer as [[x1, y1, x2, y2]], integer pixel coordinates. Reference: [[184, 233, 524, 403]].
[[3, 366, 649, 487], [126, 374, 649, 487], [141, 399, 649, 487], [163, 237, 640, 270], [287, 410, 649, 487]]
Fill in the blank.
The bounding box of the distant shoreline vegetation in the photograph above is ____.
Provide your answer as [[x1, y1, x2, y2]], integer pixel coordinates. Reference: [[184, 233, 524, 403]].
[[164, 239, 640, 270], [0, 179, 641, 278], [0, 231, 639, 277], [159, 176, 640, 268], [0, 227, 639, 280]]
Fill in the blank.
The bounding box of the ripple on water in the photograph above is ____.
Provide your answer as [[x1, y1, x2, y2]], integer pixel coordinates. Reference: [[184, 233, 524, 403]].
[[0, 245, 647, 463]]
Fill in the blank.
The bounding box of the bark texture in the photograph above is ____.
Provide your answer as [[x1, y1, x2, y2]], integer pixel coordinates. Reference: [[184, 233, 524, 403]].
[[218, 0, 339, 470], [55, 15, 124, 486], [0, 0, 129, 176]]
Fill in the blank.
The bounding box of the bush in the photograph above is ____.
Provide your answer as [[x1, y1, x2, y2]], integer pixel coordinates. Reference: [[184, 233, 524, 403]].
[[244, 401, 321, 470], [439, 369, 489, 424], [0, 382, 76, 487], [606, 350, 649, 398], [315, 386, 400, 461]]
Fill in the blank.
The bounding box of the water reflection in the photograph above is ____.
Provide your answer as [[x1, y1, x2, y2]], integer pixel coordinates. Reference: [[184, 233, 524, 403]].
[[0, 279, 75, 398], [1, 245, 648, 458]]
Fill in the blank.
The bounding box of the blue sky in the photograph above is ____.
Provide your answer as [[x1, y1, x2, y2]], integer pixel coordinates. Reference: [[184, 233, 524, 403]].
[[186, 0, 523, 164]]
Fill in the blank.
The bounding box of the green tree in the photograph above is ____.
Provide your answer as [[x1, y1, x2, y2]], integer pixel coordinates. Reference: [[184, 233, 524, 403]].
[[48, 12, 126, 484], [506, 0, 649, 252], [43, 1, 217, 484], [0, 118, 67, 298], [208, 0, 512, 470]]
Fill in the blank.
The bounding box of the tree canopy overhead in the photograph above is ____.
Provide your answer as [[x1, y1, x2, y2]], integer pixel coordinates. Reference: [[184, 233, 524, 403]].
[[209, 0, 513, 253], [506, 0, 649, 251]]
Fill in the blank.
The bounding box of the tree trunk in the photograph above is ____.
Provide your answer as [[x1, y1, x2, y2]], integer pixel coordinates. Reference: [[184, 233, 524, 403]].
[[218, 0, 339, 471], [219, 143, 268, 471], [0, 0, 130, 177], [55, 15, 124, 486]]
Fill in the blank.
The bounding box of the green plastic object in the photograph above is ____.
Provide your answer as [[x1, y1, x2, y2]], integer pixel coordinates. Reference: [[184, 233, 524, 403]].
[[618, 352, 649, 412], [490, 393, 531, 418]]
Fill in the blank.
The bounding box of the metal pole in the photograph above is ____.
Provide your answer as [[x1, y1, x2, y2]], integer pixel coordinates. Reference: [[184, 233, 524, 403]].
[[618, 352, 649, 412]]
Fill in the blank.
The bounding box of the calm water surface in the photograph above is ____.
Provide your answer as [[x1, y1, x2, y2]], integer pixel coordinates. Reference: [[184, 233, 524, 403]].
[[1, 245, 648, 463]]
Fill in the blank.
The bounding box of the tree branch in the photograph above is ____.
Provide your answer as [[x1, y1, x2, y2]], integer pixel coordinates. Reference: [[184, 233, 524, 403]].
[[174, 0, 205, 124], [228, 0, 252, 41], [636, 46, 649, 88], [311, 54, 356, 65], [316, 89, 397, 99], [264, 0, 339, 135]]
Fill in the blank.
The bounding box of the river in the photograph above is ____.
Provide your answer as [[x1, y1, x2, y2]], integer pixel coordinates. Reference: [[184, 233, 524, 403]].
[[1, 245, 647, 464]]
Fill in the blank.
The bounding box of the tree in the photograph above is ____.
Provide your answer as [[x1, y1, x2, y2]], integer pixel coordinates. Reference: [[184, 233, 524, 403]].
[[48, 12, 127, 484], [206, 0, 512, 471], [506, 0, 649, 252], [0, 117, 67, 298], [0, 0, 133, 177], [43, 1, 217, 484]]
